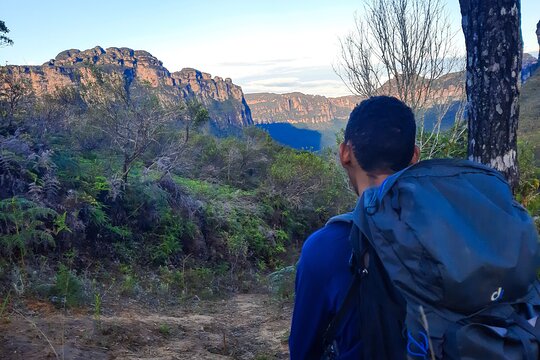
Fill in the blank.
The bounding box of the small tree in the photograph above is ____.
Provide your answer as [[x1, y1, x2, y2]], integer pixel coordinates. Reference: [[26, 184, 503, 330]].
[[183, 98, 209, 143], [0, 67, 32, 130], [80, 69, 178, 183], [0, 20, 13, 48], [336, 0, 464, 159], [336, 0, 460, 112], [144, 98, 209, 180]]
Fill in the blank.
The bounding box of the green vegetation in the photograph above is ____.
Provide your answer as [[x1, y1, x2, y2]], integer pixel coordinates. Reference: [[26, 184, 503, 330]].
[[0, 20, 13, 48], [0, 55, 538, 309], [268, 265, 296, 301], [50, 264, 84, 307], [417, 122, 468, 160], [93, 292, 102, 323], [517, 141, 540, 224], [0, 69, 356, 303], [520, 69, 540, 163], [0, 291, 10, 319], [0, 197, 57, 263], [158, 323, 171, 336]]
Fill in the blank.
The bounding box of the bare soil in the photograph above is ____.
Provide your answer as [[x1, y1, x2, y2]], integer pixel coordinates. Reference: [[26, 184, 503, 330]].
[[0, 294, 291, 359]]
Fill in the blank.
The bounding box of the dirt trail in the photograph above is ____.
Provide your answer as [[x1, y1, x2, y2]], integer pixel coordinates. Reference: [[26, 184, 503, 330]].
[[0, 294, 291, 359]]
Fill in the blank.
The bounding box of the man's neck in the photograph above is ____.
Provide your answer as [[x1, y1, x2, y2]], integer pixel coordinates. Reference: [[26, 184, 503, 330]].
[[367, 172, 391, 187], [355, 171, 393, 196]]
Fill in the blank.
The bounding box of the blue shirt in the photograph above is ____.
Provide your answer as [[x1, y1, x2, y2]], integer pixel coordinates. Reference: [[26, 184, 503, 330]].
[[289, 221, 362, 359]]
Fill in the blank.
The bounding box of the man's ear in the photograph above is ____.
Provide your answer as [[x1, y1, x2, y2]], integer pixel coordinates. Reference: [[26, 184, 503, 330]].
[[410, 145, 420, 165], [339, 142, 352, 168]]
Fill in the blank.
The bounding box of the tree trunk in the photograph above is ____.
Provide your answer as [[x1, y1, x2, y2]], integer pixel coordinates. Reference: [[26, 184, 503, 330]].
[[536, 21, 540, 61], [123, 154, 129, 184], [459, 0, 522, 190]]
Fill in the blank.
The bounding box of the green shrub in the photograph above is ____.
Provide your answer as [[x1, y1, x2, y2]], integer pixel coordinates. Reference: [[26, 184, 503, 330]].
[[93, 292, 102, 323], [50, 264, 84, 307], [158, 266, 184, 294], [268, 148, 354, 217], [183, 267, 214, 298], [516, 141, 540, 216], [158, 323, 171, 336], [268, 265, 296, 300], [148, 210, 196, 265], [119, 264, 139, 295], [417, 121, 468, 160]]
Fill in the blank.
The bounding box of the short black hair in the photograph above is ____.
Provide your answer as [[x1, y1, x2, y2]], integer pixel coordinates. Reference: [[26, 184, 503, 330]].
[[344, 96, 416, 172]]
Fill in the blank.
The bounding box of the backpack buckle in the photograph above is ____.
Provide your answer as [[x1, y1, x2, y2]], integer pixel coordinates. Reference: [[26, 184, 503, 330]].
[[322, 340, 340, 360]]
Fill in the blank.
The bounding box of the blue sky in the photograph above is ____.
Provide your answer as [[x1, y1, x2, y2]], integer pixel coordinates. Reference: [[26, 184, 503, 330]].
[[1, 1, 539, 97]]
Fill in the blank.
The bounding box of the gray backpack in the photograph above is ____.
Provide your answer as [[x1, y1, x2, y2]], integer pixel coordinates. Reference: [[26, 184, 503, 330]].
[[324, 159, 540, 359]]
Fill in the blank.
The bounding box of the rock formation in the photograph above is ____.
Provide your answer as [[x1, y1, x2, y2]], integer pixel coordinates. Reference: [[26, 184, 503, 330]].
[[3, 46, 253, 128], [523, 53, 538, 68], [245, 92, 362, 124], [245, 73, 467, 125]]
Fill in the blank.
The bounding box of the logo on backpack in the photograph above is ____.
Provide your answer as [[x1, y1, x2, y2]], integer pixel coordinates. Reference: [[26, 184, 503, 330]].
[[490, 287, 504, 302]]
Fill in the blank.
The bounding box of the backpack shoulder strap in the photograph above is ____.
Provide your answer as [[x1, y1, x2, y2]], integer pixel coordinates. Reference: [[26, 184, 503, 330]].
[[321, 269, 363, 358], [322, 225, 369, 356], [326, 212, 354, 225]]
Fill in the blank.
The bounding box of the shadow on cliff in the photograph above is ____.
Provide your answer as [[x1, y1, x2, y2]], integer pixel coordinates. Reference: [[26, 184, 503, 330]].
[[256, 123, 322, 151]]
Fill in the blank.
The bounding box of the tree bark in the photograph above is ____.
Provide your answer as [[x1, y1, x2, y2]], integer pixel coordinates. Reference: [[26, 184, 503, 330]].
[[536, 21, 540, 61], [123, 154, 130, 184], [459, 0, 522, 190]]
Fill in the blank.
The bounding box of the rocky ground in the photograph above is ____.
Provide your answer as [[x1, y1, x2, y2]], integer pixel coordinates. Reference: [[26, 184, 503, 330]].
[[0, 293, 291, 360]]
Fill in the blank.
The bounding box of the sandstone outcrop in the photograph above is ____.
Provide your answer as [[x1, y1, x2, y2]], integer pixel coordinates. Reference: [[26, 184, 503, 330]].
[[246, 72, 469, 125], [4, 46, 253, 128], [245, 92, 362, 124]]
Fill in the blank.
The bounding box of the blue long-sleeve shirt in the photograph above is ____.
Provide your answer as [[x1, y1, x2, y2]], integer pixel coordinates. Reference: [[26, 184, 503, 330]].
[[289, 220, 362, 359]]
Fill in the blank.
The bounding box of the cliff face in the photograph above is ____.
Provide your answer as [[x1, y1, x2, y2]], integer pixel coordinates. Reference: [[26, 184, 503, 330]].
[[4, 46, 253, 128], [245, 92, 362, 124], [246, 73, 468, 125]]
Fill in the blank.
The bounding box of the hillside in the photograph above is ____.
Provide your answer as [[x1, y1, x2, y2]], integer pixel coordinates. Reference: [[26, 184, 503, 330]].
[[0, 46, 355, 357], [520, 65, 540, 160], [3, 46, 253, 129]]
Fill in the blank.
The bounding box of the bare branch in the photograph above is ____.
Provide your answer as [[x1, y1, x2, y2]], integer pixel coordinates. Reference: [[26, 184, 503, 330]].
[[336, 0, 460, 112]]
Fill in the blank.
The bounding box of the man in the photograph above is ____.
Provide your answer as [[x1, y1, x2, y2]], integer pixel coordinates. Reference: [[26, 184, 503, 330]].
[[289, 96, 419, 359]]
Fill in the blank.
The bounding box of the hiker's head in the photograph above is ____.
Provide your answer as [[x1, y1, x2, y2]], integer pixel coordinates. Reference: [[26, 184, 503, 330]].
[[339, 96, 419, 196]]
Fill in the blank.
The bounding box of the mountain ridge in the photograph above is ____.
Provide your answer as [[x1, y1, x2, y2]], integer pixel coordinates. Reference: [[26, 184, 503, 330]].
[[245, 92, 362, 124], [245, 71, 467, 125], [3, 46, 253, 129]]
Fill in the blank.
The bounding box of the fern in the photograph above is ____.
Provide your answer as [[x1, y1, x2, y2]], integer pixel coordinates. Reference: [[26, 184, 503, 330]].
[[0, 197, 58, 260], [0, 149, 28, 195], [0, 137, 61, 201], [0, 150, 14, 175], [42, 173, 60, 199], [88, 203, 110, 227], [53, 212, 71, 235], [27, 180, 43, 201]]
